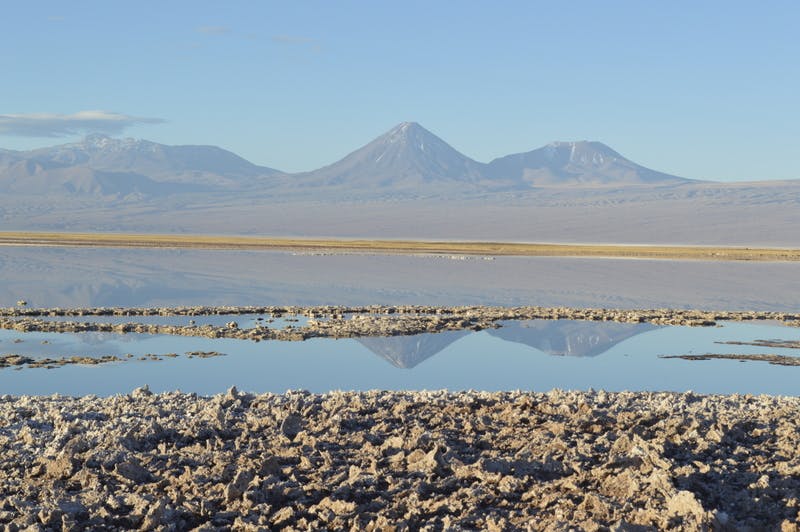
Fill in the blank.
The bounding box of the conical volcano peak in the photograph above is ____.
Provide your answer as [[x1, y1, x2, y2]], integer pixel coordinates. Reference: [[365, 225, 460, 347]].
[[381, 122, 439, 146], [392, 121, 420, 132], [388, 121, 424, 133], [293, 121, 486, 189]]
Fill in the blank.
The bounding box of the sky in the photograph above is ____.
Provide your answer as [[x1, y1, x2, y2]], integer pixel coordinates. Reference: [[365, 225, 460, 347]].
[[1, 1, 798, 181]]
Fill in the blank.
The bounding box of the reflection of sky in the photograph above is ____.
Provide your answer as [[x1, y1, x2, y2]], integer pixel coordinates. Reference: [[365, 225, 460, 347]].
[[0, 321, 798, 397], [4, 247, 800, 311]]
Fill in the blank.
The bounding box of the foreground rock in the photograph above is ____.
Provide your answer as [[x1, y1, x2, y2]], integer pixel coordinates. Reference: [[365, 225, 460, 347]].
[[0, 390, 798, 530]]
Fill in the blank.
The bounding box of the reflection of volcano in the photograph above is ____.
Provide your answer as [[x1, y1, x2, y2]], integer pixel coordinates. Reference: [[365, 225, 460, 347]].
[[358, 320, 659, 368], [357, 331, 470, 368], [488, 320, 659, 357]]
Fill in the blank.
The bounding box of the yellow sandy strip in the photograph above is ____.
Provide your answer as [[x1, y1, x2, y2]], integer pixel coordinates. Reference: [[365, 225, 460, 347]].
[[0, 231, 798, 261]]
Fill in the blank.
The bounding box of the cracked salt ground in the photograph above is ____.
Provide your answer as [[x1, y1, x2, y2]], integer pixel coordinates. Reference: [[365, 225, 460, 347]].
[[0, 389, 797, 530]]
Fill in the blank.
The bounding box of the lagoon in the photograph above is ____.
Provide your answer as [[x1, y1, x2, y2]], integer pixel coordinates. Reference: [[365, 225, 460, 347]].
[[1, 319, 798, 396]]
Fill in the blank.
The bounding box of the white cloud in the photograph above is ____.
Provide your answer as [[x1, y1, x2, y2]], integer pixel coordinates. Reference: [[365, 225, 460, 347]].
[[0, 111, 164, 138]]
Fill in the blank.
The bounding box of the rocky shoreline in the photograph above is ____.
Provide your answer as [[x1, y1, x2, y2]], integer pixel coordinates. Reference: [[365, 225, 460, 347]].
[[661, 352, 800, 366], [0, 389, 797, 530], [2, 305, 799, 343], [0, 351, 226, 370]]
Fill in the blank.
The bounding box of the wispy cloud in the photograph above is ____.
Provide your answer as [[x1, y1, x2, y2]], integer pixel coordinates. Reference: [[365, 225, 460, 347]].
[[197, 26, 231, 35], [0, 111, 164, 138], [271, 35, 321, 53]]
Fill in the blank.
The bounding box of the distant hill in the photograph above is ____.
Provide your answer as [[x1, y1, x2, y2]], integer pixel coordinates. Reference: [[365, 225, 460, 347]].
[[0, 134, 280, 197], [485, 141, 693, 186]]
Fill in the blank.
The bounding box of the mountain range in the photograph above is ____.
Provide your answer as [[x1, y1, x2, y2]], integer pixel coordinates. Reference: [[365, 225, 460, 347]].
[[0, 133, 279, 197], [0, 122, 695, 198], [2, 122, 798, 245]]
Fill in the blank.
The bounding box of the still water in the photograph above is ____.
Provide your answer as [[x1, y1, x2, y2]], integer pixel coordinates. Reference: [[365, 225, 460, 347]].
[[1, 319, 798, 397], [3, 246, 800, 310]]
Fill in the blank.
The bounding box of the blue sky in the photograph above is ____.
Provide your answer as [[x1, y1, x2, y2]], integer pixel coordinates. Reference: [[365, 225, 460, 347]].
[[1, 1, 798, 181]]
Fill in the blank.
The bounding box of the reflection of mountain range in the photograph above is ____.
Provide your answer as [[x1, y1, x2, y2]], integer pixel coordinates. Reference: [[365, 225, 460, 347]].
[[487, 320, 659, 357], [358, 320, 659, 368], [357, 331, 470, 368]]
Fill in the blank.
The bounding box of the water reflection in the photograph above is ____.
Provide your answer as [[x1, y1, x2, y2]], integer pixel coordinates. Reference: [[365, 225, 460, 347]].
[[487, 320, 660, 357], [3, 247, 800, 310], [1, 318, 660, 368], [356, 321, 659, 368], [2, 319, 800, 397], [357, 331, 471, 368]]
